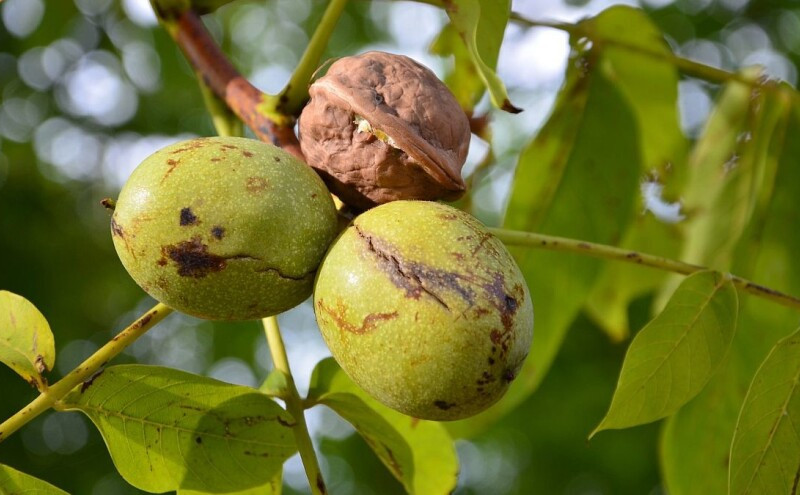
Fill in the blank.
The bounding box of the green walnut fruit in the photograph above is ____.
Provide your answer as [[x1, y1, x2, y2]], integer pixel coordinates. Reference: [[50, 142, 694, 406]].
[[313, 201, 533, 420], [111, 136, 338, 320]]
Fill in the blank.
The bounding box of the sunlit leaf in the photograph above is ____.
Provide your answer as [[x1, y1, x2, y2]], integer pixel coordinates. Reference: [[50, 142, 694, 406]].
[[592, 271, 737, 436], [661, 94, 800, 495], [61, 365, 296, 494], [447, 31, 641, 437], [0, 290, 55, 389], [581, 6, 688, 340], [443, 0, 519, 112], [729, 327, 800, 495], [307, 358, 457, 495], [179, 470, 281, 495], [0, 463, 68, 495]]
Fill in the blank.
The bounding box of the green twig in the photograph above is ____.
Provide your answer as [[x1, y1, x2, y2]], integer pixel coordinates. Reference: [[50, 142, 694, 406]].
[[277, 0, 349, 117], [491, 228, 800, 311], [263, 316, 327, 495], [198, 76, 244, 138], [0, 303, 173, 443], [509, 12, 774, 89]]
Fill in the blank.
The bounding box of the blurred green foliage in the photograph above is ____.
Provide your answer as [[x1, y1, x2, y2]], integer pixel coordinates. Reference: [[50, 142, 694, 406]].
[[1, 0, 799, 493]]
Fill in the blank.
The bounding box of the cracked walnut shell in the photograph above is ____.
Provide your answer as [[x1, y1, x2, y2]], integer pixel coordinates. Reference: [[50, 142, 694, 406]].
[[298, 51, 471, 209]]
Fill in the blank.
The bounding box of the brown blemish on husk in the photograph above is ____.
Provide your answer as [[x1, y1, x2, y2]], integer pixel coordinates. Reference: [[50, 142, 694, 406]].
[[179, 207, 199, 226], [317, 298, 398, 335], [246, 177, 269, 193]]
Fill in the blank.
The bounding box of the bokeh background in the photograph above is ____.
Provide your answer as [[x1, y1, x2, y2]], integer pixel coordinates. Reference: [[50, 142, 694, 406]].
[[0, 0, 798, 493]]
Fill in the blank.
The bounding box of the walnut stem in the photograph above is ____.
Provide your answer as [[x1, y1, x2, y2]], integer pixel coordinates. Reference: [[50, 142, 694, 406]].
[[170, 10, 304, 159]]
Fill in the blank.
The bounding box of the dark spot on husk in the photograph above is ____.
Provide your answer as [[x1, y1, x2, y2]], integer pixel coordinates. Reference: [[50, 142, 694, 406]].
[[434, 400, 456, 410], [246, 177, 269, 193], [211, 226, 225, 239], [503, 368, 517, 382], [355, 225, 470, 310], [242, 150, 254, 158], [317, 299, 398, 334], [210, 157, 222, 162], [274, 156, 281, 162], [179, 207, 198, 226], [161, 237, 227, 278], [195, 436, 202, 444], [488, 357, 495, 365], [220, 144, 238, 151], [110, 217, 124, 237]]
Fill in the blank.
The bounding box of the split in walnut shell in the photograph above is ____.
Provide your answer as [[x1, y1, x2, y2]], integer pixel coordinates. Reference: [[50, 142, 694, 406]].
[[298, 51, 471, 209]]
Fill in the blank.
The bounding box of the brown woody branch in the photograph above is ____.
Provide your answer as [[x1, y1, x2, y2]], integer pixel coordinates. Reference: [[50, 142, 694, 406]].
[[172, 10, 304, 159]]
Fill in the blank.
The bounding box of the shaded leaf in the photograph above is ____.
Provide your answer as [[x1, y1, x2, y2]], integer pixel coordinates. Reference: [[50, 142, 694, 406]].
[[308, 358, 457, 495], [729, 327, 800, 495], [661, 93, 800, 495], [443, 0, 518, 112], [61, 365, 296, 494], [448, 33, 641, 437], [0, 463, 69, 495], [0, 290, 55, 389], [592, 271, 738, 436], [581, 6, 689, 340]]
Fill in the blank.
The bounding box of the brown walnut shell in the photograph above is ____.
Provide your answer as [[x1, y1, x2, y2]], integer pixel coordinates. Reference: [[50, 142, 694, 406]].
[[298, 51, 470, 209]]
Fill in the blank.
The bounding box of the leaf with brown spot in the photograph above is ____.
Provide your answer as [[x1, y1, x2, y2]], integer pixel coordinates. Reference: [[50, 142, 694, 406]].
[[62, 365, 296, 493], [0, 291, 55, 390]]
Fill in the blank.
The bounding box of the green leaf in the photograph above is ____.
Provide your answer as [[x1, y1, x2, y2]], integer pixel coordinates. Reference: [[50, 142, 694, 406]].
[[655, 69, 777, 311], [179, 470, 281, 495], [0, 463, 69, 495], [729, 327, 800, 495], [259, 369, 289, 399], [661, 93, 800, 495], [307, 358, 457, 495], [60, 365, 296, 494], [443, 0, 519, 112], [581, 6, 689, 340], [592, 271, 738, 436], [448, 33, 641, 437], [0, 290, 55, 389], [430, 23, 485, 112]]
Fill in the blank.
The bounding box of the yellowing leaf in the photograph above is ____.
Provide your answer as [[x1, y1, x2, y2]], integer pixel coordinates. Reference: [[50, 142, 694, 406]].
[[593, 271, 737, 436], [0, 290, 55, 389], [308, 358, 457, 495], [61, 365, 296, 494]]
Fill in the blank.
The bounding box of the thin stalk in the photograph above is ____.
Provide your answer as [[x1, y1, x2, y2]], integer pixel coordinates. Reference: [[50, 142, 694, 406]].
[[0, 303, 173, 442], [263, 316, 327, 495], [279, 0, 349, 116], [491, 228, 800, 311], [509, 12, 783, 91], [198, 75, 244, 138]]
